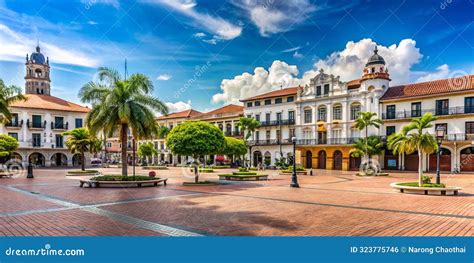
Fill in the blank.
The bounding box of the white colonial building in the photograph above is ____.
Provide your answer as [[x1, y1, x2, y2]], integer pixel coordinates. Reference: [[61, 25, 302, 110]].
[[0, 45, 91, 167]]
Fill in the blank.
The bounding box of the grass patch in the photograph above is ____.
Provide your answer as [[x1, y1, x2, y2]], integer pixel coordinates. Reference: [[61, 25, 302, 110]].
[[218, 174, 267, 177], [212, 165, 231, 169], [397, 182, 446, 188], [67, 170, 99, 174], [232, 171, 257, 175], [142, 166, 168, 170], [90, 175, 157, 181], [190, 168, 214, 173]]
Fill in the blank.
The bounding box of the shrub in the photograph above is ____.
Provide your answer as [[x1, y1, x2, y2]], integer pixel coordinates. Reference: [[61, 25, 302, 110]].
[[232, 171, 257, 175], [397, 182, 445, 188], [67, 170, 99, 174], [238, 167, 248, 172], [249, 167, 258, 171], [212, 165, 231, 169], [90, 175, 157, 181], [422, 176, 432, 184]]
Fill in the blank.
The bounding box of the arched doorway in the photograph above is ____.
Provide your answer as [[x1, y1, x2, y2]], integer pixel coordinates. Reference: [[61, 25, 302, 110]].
[[29, 152, 45, 167], [460, 147, 474, 171], [349, 156, 361, 171], [264, 151, 271, 166], [333, 150, 343, 170], [253, 151, 262, 166], [51, 153, 68, 166], [429, 148, 451, 171], [72, 153, 82, 166], [305, 151, 313, 168], [318, 150, 326, 169]]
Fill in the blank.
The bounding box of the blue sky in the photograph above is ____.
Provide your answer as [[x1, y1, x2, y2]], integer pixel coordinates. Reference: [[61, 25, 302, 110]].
[[0, 0, 473, 113]]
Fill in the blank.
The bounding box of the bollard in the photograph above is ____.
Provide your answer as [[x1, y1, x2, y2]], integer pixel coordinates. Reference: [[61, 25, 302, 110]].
[[27, 164, 34, 178]]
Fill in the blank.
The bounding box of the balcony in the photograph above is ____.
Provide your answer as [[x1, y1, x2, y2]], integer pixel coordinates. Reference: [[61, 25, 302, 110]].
[[382, 106, 474, 120], [297, 137, 360, 145], [444, 133, 474, 142], [247, 139, 293, 146], [51, 121, 68, 130], [260, 119, 295, 126], [5, 120, 22, 129], [27, 120, 46, 129], [224, 131, 243, 137]]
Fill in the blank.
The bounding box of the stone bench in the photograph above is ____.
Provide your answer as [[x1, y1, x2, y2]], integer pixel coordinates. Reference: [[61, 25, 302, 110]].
[[80, 178, 167, 188], [390, 183, 461, 196]]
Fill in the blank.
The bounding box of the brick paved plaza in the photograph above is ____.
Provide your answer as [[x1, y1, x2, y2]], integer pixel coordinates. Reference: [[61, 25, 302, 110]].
[[0, 167, 472, 236]]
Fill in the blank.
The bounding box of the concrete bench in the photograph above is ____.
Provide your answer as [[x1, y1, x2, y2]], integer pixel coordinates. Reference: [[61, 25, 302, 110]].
[[390, 183, 461, 196], [80, 178, 167, 188]]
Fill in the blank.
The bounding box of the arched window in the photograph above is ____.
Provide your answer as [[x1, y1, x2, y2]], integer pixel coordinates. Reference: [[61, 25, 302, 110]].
[[333, 104, 342, 120], [317, 106, 327, 121], [350, 103, 361, 120], [304, 107, 312, 123]]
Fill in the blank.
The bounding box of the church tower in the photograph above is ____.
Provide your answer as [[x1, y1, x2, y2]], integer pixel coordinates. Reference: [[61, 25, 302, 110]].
[[25, 44, 51, 95]]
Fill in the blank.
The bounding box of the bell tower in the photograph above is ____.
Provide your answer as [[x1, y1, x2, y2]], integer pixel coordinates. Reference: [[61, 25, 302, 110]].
[[25, 44, 51, 95]]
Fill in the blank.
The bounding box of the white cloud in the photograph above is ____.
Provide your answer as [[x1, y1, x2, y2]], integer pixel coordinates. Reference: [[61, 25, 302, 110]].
[[312, 38, 423, 84], [237, 0, 316, 36], [212, 60, 300, 104], [87, 21, 98, 25], [293, 51, 303, 59], [165, 100, 192, 113], [281, 46, 301, 53], [416, 64, 450, 82], [147, 0, 242, 40], [202, 38, 217, 45], [0, 24, 100, 67], [211, 38, 451, 104], [80, 0, 120, 9], [193, 32, 206, 38], [157, 73, 172, 81]]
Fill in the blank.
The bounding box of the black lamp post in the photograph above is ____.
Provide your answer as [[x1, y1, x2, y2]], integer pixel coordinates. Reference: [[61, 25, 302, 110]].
[[132, 137, 136, 179], [290, 136, 299, 188], [435, 126, 446, 184]]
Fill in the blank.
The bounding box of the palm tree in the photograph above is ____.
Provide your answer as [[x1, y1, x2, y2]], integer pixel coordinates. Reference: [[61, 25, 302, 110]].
[[351, 135, 384, 159], [236, 117, 260, 167], [63, 128, 98, 171], [79, 67, 168, 176], [388, 113, 438, 186], [354, 112, 383, 160], [0, 79, 26, 123]]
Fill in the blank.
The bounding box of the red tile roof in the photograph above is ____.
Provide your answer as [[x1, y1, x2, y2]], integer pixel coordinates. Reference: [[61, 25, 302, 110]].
[[193, 104, 243, 120], [347, 79, 361, 89], [10, 94, 90, 113], [380, 75, 474, 101], [156, 109, 202, 120], [240, 87, 299, 102]]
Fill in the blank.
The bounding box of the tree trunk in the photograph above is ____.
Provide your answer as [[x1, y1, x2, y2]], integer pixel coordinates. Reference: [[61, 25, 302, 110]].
[[121, 123, 128, 176], [418, 150, 423, 186], [81, 151, 85, 171]]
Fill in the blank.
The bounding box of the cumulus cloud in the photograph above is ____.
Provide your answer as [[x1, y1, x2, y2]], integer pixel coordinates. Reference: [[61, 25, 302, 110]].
[[193, 32, 206, 38], [165, 100, 192, 113], [212, 60, 300, 104], [157, 73, 172, 81], [416, 64, 450, 82], [211, 38, 452, 104], [237, 0, 316, 36], [0, 24, 100, 67], [293, 51, 303, 59], [147, 0, 242, 40]]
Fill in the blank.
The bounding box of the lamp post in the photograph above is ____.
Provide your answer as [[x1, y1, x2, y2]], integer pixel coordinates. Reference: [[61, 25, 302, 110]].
[[290, 136, 299, 188], [132, 137, 136, 179], [435, 126, 446, 184]]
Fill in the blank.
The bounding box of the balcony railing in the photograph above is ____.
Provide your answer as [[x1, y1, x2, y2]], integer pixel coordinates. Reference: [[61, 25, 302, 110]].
[[382, 106, 474, 120], [224, 131, 243, 137], [444, 133, 474, 142], [27, 120, 46, 129], [247, 139, 293, 146], [296, 137, 360, 145], [260, 119, 295, 126], [5, 120, 22, 128], [51, 122, 68, 130]]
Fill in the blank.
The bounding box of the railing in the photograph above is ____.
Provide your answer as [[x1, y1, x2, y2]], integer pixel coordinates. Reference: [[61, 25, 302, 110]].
[[51, 122, 68, 130], [224, 131, 243, 136], [382, 106, 474, 120], [5, 120, 22, 128], [260, 119, 295, 126], [296, 137, 360, 145], [27, 120, 46, 129], [247, 139, 292, 146], [444, 133, 474, 142]]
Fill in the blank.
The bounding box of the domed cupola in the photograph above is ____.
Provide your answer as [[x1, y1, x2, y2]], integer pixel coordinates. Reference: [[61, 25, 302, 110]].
[[365, 46, 385, 66], [30, 45, 47, 65]]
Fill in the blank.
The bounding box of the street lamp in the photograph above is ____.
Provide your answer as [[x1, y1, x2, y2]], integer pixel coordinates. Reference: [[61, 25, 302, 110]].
[[290, 136, 299, 188], [435, 126, 446, 184], [132, 137, 136, 179]]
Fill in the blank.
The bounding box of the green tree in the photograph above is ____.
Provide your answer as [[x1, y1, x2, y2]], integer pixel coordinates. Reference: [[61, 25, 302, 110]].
[[166, 121, 225, 183], [63, 128, 99, 171], [0, 79, 26, 124], [220, 137, 247, 159], [353, 112, 383, 160], [79, 67, 168, 176], [157, 126, 170, 139], [387, 113, 438, 186], [236, 117, 260, 166], [350, 135, 384, 158], [138, 142, 158, 165], [0, 134, 19, 158]]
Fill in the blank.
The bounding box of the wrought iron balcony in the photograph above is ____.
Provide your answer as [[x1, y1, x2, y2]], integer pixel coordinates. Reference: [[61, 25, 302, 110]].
[[444, 133, 474, 142], [5, 120, 23, 128], [224, 131, 243, 137], [382, 106, 474, 120], [259, 119, 295, 126], [27, 119, 46, 129], [51, 121, 68, 130], [296, 137, 360, 145], [247, 139, 293, 146]]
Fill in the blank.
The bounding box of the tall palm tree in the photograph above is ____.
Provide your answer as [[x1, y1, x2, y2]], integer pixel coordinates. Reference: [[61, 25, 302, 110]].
[[79, 67, 168, 176], [0, 79, 26, 123], [236, 117, 260, 167], [63, 128, 98, 171], [354, 112, 383, 160], [388, 113, 438, 186]]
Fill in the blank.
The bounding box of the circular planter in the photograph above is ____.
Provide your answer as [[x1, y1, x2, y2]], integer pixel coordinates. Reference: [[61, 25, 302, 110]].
[[390, 182, 461, 196], [67, 170, 100, 176], [279, 171, 307, 175]]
